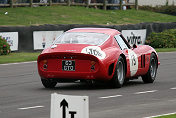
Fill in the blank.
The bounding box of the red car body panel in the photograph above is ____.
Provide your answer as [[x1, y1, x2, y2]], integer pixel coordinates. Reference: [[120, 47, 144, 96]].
[[37, 28, 159, 82]]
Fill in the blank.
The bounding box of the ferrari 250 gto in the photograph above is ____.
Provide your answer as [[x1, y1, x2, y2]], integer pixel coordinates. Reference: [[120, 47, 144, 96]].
[[37, 28, 159, 88]]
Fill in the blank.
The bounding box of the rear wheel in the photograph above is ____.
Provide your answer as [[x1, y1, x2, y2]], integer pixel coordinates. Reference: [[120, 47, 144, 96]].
[[41, 78, 57, 88], [142, 53, 158, 83], [111, 56, 125, 88]]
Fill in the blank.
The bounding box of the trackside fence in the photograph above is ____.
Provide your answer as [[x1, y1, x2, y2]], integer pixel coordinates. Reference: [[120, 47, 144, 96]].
[[1, 22, 176, 52], [0, 0, 138, 10]]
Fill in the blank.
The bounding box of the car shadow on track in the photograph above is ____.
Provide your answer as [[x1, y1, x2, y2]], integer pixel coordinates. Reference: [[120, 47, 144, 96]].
[[41, 80, 146, 91]]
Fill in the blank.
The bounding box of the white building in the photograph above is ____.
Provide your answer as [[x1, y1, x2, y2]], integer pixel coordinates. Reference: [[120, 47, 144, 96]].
[[130, 0, 176, 7]]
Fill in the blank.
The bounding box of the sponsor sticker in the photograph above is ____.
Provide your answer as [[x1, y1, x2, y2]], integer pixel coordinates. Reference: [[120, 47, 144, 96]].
[[81, 46, 106, 59]]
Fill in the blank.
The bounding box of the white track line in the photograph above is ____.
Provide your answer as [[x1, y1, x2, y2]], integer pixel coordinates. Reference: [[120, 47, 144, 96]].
[[99, 95, 123, 99], [0, 61, 37, 66], [18, 106, 44, 110], [134, 90, 158, 95], [144, 112, 176, 118], [170, 87, 176, 90]]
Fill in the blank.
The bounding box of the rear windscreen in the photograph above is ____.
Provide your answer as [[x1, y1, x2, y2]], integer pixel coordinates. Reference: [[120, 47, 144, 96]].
[[54, 32, 109, 46]]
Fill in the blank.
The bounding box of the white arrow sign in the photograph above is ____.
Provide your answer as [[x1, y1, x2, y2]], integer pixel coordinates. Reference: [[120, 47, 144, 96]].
[[50, 93, 89, 118]]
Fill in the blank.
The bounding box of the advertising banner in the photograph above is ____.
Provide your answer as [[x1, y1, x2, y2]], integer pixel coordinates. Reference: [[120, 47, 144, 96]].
[[0, 32, 18, 51], [122, 29, 147, 46], [33, 31, 64, 50]]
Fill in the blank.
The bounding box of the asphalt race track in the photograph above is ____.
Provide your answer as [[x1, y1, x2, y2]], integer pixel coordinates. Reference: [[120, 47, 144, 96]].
[[0, 52, 176, 118]]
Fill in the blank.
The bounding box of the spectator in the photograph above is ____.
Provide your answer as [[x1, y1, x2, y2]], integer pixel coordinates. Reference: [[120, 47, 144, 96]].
[[40, 0, 47, 3], [110, 0, 120, 10], [122, 0, 126, 10], [91, 0, 97, 9], [0, 0, 8, 4]]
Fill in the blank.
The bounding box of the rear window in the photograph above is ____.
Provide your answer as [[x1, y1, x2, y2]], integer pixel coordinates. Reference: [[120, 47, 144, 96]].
[[54, 32, 109, 46]]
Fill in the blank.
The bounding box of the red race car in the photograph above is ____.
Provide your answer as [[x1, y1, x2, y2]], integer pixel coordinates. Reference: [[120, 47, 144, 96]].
[[37, 28, 159, 88]]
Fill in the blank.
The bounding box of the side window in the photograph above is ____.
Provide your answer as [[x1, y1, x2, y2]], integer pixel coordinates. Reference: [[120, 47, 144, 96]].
[[114, 35, 129, 50]]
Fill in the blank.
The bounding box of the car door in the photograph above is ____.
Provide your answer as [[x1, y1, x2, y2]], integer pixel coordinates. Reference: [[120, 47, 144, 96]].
[[114, 34, 140, 77]]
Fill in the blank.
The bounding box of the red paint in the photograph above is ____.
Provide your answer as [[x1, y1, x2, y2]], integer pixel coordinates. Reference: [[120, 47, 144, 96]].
[[37, 28, 159, 82]]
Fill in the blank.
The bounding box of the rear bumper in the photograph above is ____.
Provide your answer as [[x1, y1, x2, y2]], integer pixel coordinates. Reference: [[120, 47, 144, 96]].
[[40, 71, 106, 80], [39, 65, 111, 81]]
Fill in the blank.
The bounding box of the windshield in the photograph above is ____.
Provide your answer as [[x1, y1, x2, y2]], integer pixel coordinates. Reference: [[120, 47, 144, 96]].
[[54, 32, 109, 46]]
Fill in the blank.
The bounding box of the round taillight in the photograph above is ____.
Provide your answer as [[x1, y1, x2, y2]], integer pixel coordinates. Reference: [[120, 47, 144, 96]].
[[43, 64, 48, 70], [91, 65, 95, 71], [91, 61, 96, 71]]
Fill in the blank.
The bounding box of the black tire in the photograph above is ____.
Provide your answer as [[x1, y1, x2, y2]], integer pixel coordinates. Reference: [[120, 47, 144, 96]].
[[111, 56, 125, 88], [41, 78, 57, 88], [142, 53, 158, 83], [124, 78, 130, 84]]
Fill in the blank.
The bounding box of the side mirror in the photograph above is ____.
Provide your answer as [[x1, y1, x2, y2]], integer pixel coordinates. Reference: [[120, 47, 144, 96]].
[[133, 44, 137, 49]]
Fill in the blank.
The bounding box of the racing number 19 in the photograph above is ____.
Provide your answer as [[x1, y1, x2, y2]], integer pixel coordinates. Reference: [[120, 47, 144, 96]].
[[131, 55, 136, 66]]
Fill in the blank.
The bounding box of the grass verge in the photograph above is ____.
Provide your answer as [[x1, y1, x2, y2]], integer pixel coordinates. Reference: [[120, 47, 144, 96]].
[[155, 48, 176, 52], [0, 48, 176, 64], [0, 6, 176, 26], [0, 52, 40, 64], [154, 114, 176, 118]]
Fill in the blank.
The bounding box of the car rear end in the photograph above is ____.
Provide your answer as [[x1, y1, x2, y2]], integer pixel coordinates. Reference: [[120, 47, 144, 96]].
[[37, 28, 118, 87], [37, 52, 109, 82]]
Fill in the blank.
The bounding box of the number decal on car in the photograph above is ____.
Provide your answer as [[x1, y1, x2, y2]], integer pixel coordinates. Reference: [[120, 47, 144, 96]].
[[131, 54, 136, 66], [128, 49, 138, 76]]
